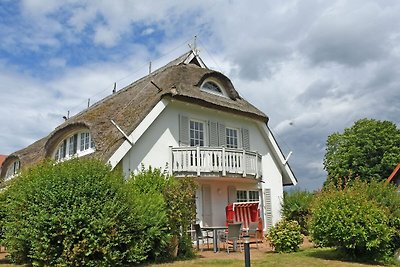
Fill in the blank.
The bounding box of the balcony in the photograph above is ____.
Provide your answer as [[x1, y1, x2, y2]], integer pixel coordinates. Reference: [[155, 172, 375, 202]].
[[169, 146, 262, 179]]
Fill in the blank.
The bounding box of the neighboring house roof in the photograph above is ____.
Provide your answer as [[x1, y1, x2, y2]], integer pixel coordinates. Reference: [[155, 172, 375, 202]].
[[386, 163, 400, 186], [1, 50, 296, 186], [0, 155, 6, 168]]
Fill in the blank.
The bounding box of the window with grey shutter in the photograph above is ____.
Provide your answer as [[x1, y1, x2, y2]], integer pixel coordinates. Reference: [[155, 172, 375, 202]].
[[179, 115, 189, 146], [209, 121, 218, 147], [241, 128, 250, 150], [218, 123, 226, 146]]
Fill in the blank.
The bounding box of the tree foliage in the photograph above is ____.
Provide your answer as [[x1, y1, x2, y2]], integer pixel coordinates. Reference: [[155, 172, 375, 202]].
[[310, 180, 400, 261], [282, 190, 314, 235], [0, 159, 197, 266], [324, 118, 400, 187], [268, 219, 303, 253]]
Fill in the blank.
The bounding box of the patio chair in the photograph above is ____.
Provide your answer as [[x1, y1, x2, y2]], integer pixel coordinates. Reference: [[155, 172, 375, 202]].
[[247, 221, 260, 248], [218, 222, 243, 253], [193, 224, 212, 251]]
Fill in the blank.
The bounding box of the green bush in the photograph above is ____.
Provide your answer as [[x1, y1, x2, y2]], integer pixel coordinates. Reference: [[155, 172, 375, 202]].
[[125, 167, 171, 262], [1, 160, 198, 266], [268, 219, 303, 253], [310, 180, 398, 261], [282, 190, 314, 235], [126, 167, 197, 260], [3, 159, 147, 266]]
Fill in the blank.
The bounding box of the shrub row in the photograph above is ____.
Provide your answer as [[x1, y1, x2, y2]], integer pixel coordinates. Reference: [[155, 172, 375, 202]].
[[0, 159, 196, 266]]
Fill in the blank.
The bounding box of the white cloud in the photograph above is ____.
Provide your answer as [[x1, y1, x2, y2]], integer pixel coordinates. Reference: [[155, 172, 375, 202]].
[[1, 0, 400, 191]]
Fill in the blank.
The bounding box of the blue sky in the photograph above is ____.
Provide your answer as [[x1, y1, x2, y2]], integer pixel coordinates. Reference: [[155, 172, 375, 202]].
[[1, 0, 400, 190]]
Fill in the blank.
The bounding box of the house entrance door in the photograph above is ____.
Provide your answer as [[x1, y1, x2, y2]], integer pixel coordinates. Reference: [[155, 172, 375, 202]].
[[202, 185, 212, 226]]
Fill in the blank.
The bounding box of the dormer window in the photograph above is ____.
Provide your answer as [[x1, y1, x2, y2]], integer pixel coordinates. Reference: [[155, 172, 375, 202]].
[[202, 81, 222, 94], [54, 131, 95, 161], [5, 160, 20, 180], [200, 80, 228, 97]]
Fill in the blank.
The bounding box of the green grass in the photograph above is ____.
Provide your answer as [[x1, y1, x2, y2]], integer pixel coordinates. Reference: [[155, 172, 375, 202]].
[[149, 248, 399, 267], [1, 248, 399, 267]]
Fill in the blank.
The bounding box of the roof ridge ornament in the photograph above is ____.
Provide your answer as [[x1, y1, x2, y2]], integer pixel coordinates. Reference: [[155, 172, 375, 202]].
[[188, 35, 200, 56]]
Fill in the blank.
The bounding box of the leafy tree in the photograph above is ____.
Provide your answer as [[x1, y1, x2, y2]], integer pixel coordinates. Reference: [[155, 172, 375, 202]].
[[282, 190, 314, 235], [324, 118, 400, 187]]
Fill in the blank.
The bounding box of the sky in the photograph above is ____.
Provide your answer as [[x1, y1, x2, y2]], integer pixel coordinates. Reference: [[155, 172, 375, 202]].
[[1, 0, 399, 191]]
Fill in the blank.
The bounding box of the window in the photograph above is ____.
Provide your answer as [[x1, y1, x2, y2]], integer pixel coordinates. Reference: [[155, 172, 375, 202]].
[[249, 190, 260, 202], [80, 132, 90, 151], [236, 190, 260, 202], [226, 128, 238, 148], [54, 131, 95, 161], [190, 120, 204, 146], [201, 81, 223, 95], [69, 134, 78, 155], [237, 190, 248, 202], [5, 160, 20, 180]]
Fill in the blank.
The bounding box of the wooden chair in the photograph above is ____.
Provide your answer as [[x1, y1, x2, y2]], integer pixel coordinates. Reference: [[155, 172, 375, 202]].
[[193, 224, 212, 251], [219, 222, 243, 253]]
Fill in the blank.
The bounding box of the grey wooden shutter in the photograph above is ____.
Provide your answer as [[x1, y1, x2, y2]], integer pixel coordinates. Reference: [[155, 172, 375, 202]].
[[209, 121, 219, 147], [264, 188, 273, 231], [179, 115, 189, 146], [73, 134, 78, 154], [228, 185, 237, 203], [241, 128, 250, 150], [218, 123, 226, 146]]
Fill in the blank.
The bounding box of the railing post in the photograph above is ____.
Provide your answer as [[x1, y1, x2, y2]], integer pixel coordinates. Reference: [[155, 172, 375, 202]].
[[242, 149, 246, 177], [222, 146, 226, 176], [169, 146, 173, 176], [196, 146, 200, 176]]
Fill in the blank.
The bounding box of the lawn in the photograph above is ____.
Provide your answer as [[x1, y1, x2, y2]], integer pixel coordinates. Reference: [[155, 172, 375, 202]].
[[1, 247, 399, 267], [148, 247, 400, 267]]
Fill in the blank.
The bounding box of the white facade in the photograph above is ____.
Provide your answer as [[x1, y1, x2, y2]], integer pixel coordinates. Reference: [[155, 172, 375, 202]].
[[114, 99, 293, 231]]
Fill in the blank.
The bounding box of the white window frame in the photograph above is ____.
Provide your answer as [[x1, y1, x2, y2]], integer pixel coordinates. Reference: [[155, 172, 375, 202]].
[[200, 80, 228, 98], [189, 119, 206, 147], [226, 127, 239, 149], [5, 160, 20, 180], [236, 190, 260, 202], [54, 131, 95, 161]]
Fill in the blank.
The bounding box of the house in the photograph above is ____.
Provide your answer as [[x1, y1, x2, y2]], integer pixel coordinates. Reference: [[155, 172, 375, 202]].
[[387, 163, 400, 188], [0, 50, 297, 231], [0, 155, 6, 176]]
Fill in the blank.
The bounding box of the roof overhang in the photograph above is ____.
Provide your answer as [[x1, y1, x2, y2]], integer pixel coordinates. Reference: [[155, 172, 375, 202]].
[[257, 122, 297, 186], [107, 98, 170, 168], [386, 163, 400, 186]]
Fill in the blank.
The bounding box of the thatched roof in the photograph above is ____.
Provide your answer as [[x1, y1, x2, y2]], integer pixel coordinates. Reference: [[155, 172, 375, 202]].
[[1, 51, 268, 177]]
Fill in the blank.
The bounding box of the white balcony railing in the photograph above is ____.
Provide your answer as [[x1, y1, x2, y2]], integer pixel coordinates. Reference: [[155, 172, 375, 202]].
[[169, 146, 262, 178]]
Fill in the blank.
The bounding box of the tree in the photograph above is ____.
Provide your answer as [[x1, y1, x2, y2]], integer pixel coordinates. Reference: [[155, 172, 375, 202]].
[[281, 190, 314, 235], [324, 118, 400, 188]]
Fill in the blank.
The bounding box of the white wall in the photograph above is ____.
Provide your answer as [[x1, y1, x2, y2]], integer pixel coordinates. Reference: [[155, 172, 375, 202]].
[[120, 100, 288, 228]]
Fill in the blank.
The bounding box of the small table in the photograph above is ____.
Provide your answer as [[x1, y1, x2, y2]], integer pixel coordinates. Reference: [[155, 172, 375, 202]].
[[201, 226, 228, 253]]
